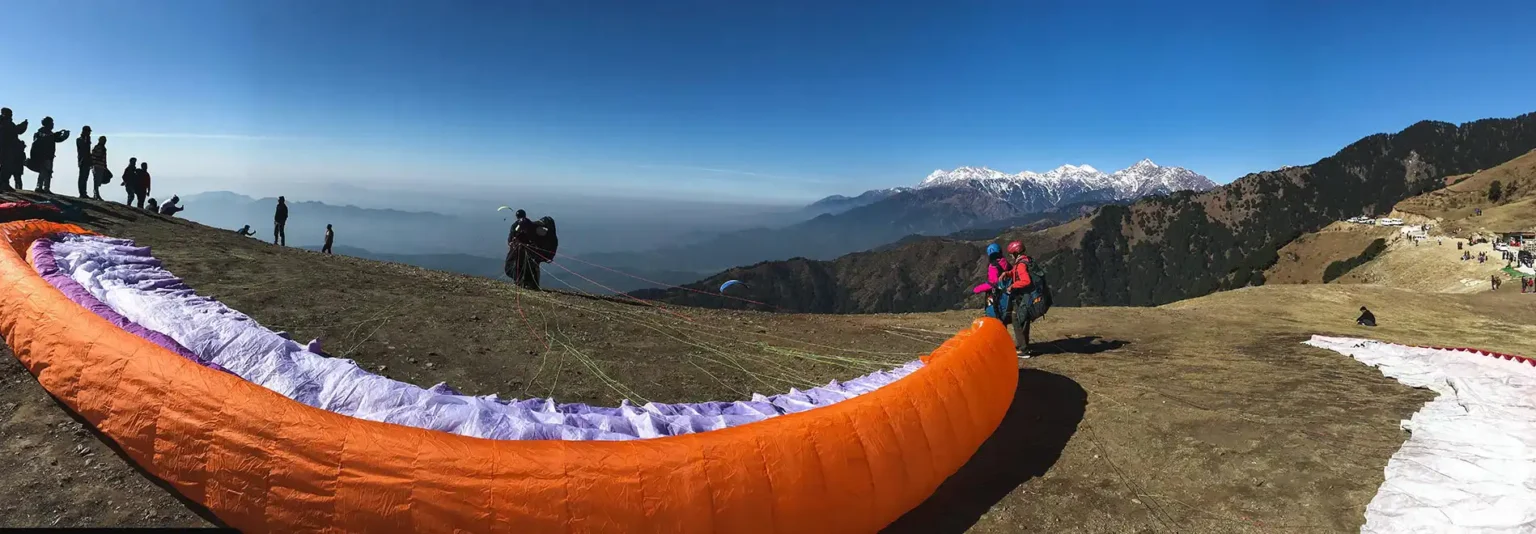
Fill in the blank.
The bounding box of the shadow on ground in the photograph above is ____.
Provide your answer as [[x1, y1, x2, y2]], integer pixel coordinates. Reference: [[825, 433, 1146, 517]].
[[882, 369, 1087, 534], [1034, 335, 1129, 356]]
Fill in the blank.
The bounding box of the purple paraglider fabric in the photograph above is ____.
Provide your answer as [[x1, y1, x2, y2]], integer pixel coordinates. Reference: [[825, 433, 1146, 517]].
[[31, 238, 232, 375], [37, 233, 925, 441]]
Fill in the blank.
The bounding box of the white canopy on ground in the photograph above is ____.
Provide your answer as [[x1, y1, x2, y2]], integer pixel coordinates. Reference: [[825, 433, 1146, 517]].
[[1306, 336, 1536, 533]]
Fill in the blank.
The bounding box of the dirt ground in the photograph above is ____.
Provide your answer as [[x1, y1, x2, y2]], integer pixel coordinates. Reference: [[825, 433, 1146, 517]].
[[5, 192, 1536, 532]]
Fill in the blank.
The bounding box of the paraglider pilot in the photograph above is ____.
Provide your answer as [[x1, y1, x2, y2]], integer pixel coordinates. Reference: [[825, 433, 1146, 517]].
[[506, 209, 540, 290]]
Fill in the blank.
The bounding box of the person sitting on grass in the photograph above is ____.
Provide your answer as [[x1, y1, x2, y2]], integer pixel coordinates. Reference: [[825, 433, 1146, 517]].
[[1356, 306, 1376, 327]]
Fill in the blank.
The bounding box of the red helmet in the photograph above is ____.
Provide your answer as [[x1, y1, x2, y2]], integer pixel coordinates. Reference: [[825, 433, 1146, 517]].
[[1006, 241, 1024, 255]]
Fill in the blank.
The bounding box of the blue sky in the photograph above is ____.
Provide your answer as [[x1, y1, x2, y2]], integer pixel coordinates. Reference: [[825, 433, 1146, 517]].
[[7, 0, 1534, 204]]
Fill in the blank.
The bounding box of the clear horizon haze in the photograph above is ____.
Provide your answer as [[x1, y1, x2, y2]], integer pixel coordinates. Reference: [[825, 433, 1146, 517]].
[[7, 0, 1535, 206]]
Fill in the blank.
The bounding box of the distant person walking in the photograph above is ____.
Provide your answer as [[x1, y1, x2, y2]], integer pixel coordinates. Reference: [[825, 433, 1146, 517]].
[[273, 196, 288, 246], [0, 108, 27, 192], [121, 157, 141, 206], [75, 126, 93, 197], [90, 136, 110, 199], [322, 224, 334, 254], [26, 116, 70, 193], [1492, 274, 1501, 291]]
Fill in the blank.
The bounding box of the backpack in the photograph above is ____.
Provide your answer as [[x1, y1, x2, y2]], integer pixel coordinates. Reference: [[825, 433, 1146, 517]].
[[533, 216, 558, 263], [25, 138, 42, 172], [1021, 261, 1053, 320]]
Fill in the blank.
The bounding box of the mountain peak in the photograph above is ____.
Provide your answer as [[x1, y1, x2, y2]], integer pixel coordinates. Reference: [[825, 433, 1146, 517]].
[[914, 159, 1214, 208]]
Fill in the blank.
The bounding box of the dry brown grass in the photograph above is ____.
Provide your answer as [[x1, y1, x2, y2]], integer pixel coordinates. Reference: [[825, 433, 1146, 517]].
[[1263, 221, 1397, 284]]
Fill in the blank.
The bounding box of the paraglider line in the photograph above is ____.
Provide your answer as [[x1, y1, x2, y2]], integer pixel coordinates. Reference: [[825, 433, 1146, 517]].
[[525, 244, 781, 310], [533, 250, 697, 322]]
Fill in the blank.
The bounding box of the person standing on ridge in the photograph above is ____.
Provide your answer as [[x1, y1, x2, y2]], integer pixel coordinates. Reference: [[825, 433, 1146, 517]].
[[505, 209, 539, 290], [121, 157, 141, 206], [137, 162, 152, 208], [0, 108, 28, 192], [75, 125, 93, 198], [90, 136, 110, 199], [273, 196, 288, 246], [972, 242, 1013, 320], [1004, 240, 1039, 357], [322, 224, 334, 254], [27, 116, 70, 193]]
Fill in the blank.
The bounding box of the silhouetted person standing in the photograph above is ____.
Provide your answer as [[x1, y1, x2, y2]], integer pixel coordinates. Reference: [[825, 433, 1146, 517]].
[[505, 209, 540, 290], [274, 196, 288, 246], [27, 116, 70, 193], [76, 126, 92, 197], [0, 108, 28, 191], [322, 224, 334, 254], [122, 157, 140, 206], [90, 136, 109, 199], [136, 162, 151, 209]]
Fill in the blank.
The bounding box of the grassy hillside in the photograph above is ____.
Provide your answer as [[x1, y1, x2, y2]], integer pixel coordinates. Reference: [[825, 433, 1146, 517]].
[[1396, 148, 1536, 235], [1263, 222, 1398, 284], [6, 192, 1536, 531], [1260, 148, 1536, 293]]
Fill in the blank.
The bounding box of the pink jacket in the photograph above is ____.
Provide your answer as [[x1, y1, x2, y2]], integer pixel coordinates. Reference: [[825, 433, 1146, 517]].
[[972, 258, 1011, 294]]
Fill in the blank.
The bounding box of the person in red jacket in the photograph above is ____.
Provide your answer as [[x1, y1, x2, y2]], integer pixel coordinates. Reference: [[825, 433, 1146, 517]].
[[1004, 240, 1037, 357]]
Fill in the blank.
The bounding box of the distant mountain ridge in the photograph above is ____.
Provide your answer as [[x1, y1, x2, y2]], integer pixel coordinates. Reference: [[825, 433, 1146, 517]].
[[915, 159, 1216, 213], [637, 112, 1536, 313], [593, 159, 1208, 274], [802, 188, 910, 217]]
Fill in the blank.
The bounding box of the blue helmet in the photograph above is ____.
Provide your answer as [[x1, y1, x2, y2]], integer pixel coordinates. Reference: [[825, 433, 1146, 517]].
[[986, 243, 1001, 256]]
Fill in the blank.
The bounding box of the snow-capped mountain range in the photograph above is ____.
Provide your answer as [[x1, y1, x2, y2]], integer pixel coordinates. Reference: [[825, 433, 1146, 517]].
[[916, 159, 1215, 212]]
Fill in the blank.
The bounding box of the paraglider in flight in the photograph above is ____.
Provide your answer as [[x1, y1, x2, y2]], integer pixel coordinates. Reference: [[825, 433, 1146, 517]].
[[497, 206, 512, 212], [719, 279, 745, 292]]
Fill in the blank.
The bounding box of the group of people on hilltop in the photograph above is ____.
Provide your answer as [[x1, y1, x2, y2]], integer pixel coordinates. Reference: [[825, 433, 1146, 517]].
[[972, 240, 1052, 358], [1, 106, 184, 216]]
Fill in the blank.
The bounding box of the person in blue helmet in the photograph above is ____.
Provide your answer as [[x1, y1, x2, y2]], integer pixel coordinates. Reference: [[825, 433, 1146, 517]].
[[972, 242, 1014, 323]]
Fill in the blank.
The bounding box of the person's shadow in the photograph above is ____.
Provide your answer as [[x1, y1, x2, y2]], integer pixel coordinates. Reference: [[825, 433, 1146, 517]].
[[1032, 335, 1128, 356], [882, 369, 1087, 533]]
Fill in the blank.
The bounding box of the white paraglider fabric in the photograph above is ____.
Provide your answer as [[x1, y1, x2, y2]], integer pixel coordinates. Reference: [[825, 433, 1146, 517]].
[[1305, 335, 1536, 533], [39, 234, 924, 442]]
